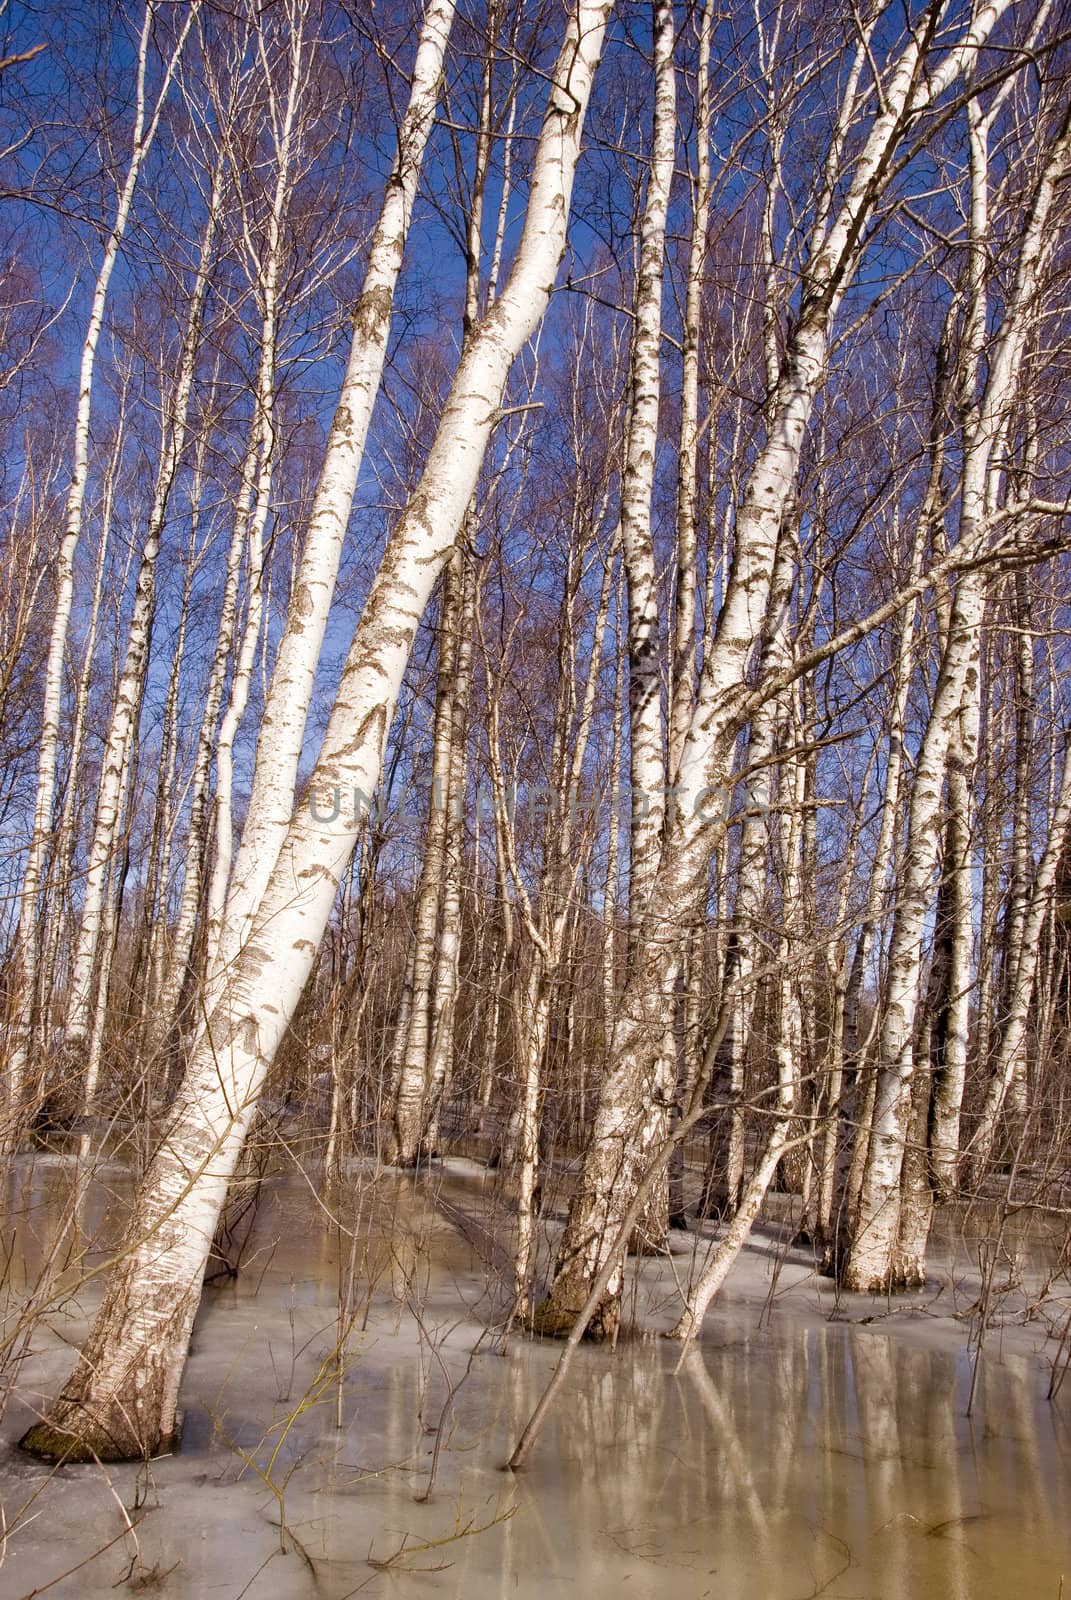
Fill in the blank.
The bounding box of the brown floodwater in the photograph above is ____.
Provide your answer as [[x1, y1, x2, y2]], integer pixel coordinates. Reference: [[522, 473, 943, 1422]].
[[0, 1149, 1068, 1599]]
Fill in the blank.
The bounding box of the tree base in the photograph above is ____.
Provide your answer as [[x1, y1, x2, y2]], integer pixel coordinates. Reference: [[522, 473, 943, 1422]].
[[841, 1264, 928, 1294], [528, 1293, 619, 1342], [18, 1410, 181, 1465]]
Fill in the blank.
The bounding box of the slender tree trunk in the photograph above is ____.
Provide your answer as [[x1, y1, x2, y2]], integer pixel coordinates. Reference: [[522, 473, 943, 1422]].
[[389, 554, 463, 1165], [926, 699, 978, 1199], [38, 416, 125, 1051], [605, 0, 675, 1250], [422, 559, 476, 1153], [620, 0, 673, 934], [968, 732, 1071, 1181], [64, 150, 220, 1072], [7, 0, 197, 1121]]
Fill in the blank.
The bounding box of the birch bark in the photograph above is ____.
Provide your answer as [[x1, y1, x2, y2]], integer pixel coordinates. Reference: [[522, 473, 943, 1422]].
[[620, 0, 673, 935]]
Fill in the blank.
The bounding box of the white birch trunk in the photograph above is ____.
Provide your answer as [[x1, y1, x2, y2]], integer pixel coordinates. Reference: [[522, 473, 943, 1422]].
[[667, 1113, 793, 1342], [38, 415, 125, 1049], [389, 554, 463, 1165], [926, 686, 979, 1199], [64, 148, 220, 1063], [619, 0, 673, 934], [208, 0, 456, 989], [602, 594, 624, 1025], [8, 0, 197, 1118], [423, 561, 476, 1151], [667, 0, 711, 788], [967, 732, 1071, 1179]]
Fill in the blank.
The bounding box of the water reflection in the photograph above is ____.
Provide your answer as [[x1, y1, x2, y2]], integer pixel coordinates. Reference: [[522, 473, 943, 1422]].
[[0, 1155, 1068, 1599]]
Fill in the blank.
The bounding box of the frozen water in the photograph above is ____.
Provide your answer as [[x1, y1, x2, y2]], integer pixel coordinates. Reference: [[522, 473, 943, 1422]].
[[1, 1152, 1069, 1599]]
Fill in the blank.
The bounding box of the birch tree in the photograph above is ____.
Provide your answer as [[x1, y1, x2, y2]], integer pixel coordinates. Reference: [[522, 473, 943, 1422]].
[[19, 0, 613, 1462], [844, 89, 1071, 1293], [534, 0, 1018, 1339], [62, 138, 223, 1098], [6, 0, 197, 1125]]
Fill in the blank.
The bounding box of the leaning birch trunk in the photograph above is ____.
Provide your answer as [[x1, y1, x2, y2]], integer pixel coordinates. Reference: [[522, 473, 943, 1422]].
[[667, 1110, 793, 1343], [6, 0, 197, 1121], [415, 6, 504, 1150], [534, 4, 1015, 1338], [18, 0, 612, 1463], [205, 0, 456, 999], [389, 34, 499, 1157]]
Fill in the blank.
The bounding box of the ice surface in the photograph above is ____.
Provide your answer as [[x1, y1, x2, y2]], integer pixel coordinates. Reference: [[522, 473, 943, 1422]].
[[1, 1152, 1069, 1599]]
